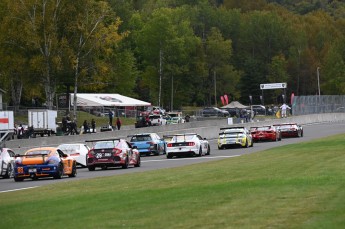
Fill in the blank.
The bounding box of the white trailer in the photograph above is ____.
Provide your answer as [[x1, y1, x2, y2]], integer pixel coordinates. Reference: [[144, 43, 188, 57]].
[[0, 111, 15, 144], [28, 109, 57, 137]]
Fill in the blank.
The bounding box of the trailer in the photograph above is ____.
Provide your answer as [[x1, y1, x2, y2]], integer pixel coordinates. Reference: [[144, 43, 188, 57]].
[[0, 111, 15, 145], [28, 109, 57, 137]]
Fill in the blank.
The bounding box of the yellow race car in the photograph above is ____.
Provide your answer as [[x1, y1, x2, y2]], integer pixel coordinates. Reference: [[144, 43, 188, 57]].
[[218, 127, 254, 149]]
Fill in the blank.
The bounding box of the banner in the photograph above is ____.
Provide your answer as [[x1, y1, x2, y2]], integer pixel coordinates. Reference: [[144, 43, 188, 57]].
[[224, 94, 229, 104], [220, 96, 225, 106]]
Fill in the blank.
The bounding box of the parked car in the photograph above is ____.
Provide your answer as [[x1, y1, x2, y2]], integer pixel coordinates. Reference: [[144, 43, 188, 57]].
[[129, 133, 166, 156], [217, 127, 253, 149], [167, 116, 185, 124], [273, 123, 303, 138], [202, 107, 229, 117], [57, 143, 90, 167], [250, 125, 282, 142], [14, 147, 77, 181], [86, 138, 140, 171], [149, 114, 167, 126], [251, 105, 267, 116], [220, 108, 240, 117], [164, 133, 210, 159], [134, 116, 151, 128], [0, 147, 15, 178]]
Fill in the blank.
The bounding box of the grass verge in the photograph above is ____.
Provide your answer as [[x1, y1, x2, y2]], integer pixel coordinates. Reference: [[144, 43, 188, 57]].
[[1, 134, 345, 228]]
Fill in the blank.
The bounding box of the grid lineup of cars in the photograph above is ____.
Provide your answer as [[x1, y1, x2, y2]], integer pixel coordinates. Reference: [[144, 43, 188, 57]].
[[2, 122, 303, 182]]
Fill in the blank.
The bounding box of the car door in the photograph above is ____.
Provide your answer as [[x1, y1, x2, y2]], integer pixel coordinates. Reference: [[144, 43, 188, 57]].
[[197, 135, 208, 154], [123, 141, 134, 163]]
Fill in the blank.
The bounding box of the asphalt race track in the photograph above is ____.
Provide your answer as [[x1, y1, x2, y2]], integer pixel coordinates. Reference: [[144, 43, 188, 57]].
[[1, 121, 345, 193]]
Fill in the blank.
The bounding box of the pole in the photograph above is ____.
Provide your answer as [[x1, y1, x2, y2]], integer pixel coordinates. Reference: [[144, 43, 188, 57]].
[[171, 74, 173, 111], [317, 67, 320, 97], [214, 70, 216, 107]]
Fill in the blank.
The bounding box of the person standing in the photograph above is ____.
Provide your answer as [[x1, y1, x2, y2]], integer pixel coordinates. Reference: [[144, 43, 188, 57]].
[[108, 110, 113, 127], [91, 119, 96, 133], [280, 103, 291, 118], [116, 117, 122, 130]]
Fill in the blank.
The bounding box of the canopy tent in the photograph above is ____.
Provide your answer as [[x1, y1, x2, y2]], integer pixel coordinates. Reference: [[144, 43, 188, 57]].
[[221, 101, 249, 109], [70, 93, 151, 107]]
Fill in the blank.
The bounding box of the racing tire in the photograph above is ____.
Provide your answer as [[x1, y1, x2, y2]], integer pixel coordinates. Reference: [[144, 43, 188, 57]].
[[167, 154, 173, 159], [88, 165, 95, 171], [14, 176, 24, 182], [4, 163, 13, 179], [243, 139, 248, 148], [218, 145, 223, 150], [134, 156, 141, 167], [54, 163, 63, 179], [122, 157, 129, 169], [206, 145, 211, 155], [68, 163, 77, 177], [197, 147, 202, 157], [250, 140, 254, 147]]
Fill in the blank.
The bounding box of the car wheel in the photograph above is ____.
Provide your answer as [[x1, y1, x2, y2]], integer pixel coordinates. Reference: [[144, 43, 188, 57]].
[[68, 163, 77, 177], [250, 140, 254, 147], [197, 147, 202, 157], [122, 157, 129, 169], [4, 163, 13, 179], [88, 165, 95, 171], [54, 163, 63, 179], [243, 139, 248, 148], [134, 155, 141, 167], [14, 176, 24, 182], [206, 145, 211, 155], [167, 154, 173, 159]]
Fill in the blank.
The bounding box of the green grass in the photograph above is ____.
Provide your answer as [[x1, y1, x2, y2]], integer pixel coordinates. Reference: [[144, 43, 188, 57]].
[[1, 134, 345, 228]]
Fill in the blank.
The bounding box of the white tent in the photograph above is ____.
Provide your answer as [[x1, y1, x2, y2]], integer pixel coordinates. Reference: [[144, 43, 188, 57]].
[[70, 93, 151, 107], [221, 101, 249, 109]]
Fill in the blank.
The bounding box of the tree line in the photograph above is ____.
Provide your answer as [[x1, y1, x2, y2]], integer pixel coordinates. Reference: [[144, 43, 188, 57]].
[[0, 0, 344, 115]]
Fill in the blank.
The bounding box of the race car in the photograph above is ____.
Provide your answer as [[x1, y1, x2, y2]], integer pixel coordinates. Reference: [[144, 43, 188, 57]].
[[0, 147, 15, 178], [86, 138, 140, 171], [164, 133, 210, 159], [128, 133, 166, 156], [273, 123, 303, 138], [57, 143, 90, 167], [250, 125, 282, 142], [14, 147, 77, 181], [218, 127, 253, 149]]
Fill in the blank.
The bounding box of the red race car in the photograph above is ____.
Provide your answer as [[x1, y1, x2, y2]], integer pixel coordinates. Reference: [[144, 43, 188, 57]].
[[273, 123, 303, 138], [250, 125, 282, 142], [86, 138, 141, 171]]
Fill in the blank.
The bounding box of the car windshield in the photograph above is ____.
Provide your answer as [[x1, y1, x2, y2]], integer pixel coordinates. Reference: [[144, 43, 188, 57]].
[[256, 127, 270, 131], [94, 141, 120, 149], [58, 144, 80, 151], [131, 135, 152, 142], [26, 150, 51, 156], [280, 125, 295, 129], [173, 135, 194, 142]]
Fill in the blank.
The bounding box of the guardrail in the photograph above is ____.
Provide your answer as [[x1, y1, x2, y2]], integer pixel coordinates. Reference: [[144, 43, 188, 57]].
[[4, 113, 345, 154]]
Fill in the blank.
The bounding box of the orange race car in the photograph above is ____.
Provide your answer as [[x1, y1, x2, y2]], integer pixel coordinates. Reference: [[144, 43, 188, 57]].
[[14, 147, 77, 181]]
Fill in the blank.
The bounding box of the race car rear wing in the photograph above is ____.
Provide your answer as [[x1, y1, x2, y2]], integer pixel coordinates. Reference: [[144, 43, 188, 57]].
[[163, 133, 197, 142], [85, 138, 121, 143], [220, 127, 245, 130]]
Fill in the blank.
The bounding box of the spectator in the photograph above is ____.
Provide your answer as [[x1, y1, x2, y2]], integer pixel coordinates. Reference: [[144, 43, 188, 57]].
[[185, 114, 190, 122], [116, 117, 122, 130], [83, 120, 89, 134], [108, 111, 113, 127], [280, 103, 291, 118], [91, 119, 96, 133]]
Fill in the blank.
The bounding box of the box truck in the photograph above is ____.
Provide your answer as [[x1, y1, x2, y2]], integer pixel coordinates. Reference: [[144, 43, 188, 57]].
[[0, 111, 15, 144], [28, 109, 57, 137]]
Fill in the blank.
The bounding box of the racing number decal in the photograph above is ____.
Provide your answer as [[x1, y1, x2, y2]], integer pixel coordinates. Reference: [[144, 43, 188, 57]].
[[17, 167, 24, 173]]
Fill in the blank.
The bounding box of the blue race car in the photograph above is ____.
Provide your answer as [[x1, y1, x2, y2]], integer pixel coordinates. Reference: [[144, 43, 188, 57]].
[[129, 133, 166, 156]]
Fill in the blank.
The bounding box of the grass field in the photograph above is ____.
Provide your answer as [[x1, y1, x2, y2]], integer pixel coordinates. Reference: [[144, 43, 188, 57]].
[[1, 134, 345, 228]]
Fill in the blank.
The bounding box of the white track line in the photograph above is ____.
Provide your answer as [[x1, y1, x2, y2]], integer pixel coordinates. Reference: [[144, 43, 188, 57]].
[[0, 186, 39, 194], [142, 155, 240, 163]]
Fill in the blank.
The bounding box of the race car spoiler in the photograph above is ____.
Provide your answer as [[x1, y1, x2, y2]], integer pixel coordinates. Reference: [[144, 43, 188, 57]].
[[85, 138, 121, 143], [220, 127, 244, 130], [14, 153, 49, 159]]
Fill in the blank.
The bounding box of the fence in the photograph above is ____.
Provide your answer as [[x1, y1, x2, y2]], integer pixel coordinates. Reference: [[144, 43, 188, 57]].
[[292, 95, 345, 116]]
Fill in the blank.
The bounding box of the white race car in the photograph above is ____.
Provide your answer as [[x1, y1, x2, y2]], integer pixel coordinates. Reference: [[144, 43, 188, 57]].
[[165, 133, 210, 159], [0, 147, 16, 178], [57, 143, 90, 167]]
